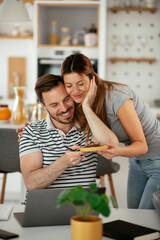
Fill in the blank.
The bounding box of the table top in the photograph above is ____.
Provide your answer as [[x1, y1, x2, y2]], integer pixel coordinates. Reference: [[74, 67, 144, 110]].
[[0, 120, 24, 129], [0, 205, 160, 240]]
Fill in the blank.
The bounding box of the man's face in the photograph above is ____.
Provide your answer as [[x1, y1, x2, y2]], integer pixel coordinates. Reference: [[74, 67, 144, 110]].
[[41, 83, 75, 127]]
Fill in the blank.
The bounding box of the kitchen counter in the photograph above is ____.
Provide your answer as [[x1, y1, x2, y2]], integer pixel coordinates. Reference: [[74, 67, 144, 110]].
[[0, 120, 24, 129]]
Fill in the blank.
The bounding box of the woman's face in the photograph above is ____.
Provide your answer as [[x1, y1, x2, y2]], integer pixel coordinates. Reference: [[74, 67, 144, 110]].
[[63, 72, 90, 103]]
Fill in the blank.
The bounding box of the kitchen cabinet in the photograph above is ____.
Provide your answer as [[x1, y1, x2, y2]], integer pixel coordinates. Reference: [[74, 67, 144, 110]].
[[35, 0, 107, 78], [36, 2, 99, 48]]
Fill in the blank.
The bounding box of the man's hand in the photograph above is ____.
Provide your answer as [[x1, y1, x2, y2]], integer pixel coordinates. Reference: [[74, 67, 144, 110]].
[[20, 145, 86, 190], [65, 145, 86, 166], [16, 122, 28, 142]]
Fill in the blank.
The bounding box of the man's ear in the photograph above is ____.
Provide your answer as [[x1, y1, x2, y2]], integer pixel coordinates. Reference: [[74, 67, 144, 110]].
[[39, 101, 46, 111]]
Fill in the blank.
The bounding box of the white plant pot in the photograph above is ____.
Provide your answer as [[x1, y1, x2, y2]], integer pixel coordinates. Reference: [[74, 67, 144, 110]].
[[84, 33, 97, 47]]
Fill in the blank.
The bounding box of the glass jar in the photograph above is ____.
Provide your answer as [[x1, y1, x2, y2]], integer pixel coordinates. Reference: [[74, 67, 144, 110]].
[[38, 103, 47, 120], [49, 20, 59, 45], [12, 87, 26, 124], [0, 104, 12, 121], [60, 27, 71, 45]]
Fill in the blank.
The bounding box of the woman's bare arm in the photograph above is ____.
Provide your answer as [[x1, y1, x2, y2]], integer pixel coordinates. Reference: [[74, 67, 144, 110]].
[[82, 77, 119, 147]]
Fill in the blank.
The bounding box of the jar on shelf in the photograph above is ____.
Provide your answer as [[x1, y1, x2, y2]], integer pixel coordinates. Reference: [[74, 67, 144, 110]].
[[145, 0, 157, 8], [84, 23, 97, 47], [12, 87, 26, 124], [49, 20, 59, 45], [0, 104, 12, 122], [60, 27, 71, 45]]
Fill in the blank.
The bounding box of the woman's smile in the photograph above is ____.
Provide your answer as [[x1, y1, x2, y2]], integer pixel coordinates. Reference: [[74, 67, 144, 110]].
[[63, 72, 90, 103]]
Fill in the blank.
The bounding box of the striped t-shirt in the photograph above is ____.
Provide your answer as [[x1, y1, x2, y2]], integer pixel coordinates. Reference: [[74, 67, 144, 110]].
[[19, 115, 98, 189]]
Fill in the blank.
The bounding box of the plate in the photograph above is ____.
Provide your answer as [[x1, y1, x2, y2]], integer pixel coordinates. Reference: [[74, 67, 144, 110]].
[[80, 144, 108, 152]]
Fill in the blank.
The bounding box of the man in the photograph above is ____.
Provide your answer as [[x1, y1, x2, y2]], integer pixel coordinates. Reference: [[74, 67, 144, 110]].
[[19, 74, 98, 190]]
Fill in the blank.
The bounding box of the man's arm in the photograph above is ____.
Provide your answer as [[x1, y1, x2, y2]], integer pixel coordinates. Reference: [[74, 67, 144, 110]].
[[20, 146, 84, 190]]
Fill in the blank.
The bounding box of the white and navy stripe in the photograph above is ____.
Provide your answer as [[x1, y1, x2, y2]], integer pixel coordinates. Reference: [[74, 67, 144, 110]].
[[19, 115, 98, 188]]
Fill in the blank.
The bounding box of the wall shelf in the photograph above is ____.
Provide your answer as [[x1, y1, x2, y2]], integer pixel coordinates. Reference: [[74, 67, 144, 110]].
[[0, 35, 33, 39], [38, 44, 98, 48], [109, 7, 157, 13], [0, 0, 34, 3], [109, 58, 156, 64], [37, 3, 99, 48]]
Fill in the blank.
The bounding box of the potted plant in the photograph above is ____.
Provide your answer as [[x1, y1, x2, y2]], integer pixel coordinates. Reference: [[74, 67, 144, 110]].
[[57, 183, 115, 240]]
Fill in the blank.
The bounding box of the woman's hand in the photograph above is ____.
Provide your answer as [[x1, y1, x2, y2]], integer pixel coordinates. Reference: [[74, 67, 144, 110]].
[[97, 143, 119, 159], [82, 76, 97, 108], [16, 122, 28, 142]]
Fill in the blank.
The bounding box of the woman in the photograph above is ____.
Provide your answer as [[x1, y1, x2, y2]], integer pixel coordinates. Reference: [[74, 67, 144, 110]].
[[61, 52, 160, 209]]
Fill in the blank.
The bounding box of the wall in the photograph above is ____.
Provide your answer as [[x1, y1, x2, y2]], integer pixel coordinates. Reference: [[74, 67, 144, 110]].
[[106, 0, 160, 106], [0, 2, 36, 108], [104, 0, 160, 208], [0, 39, 36, 107]]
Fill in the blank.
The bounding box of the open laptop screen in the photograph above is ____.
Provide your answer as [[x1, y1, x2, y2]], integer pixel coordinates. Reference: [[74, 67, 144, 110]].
[[14, 187, 105, 227]]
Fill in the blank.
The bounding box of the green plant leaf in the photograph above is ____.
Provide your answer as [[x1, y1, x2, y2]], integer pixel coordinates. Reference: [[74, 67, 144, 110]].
[[56, 189, 71, 208], [101, 194, 109, 204], [89, 183, 98, 192], [71, 189, 87, 201], [56, 184, 112, 219], [99, 199, 110, 217], [87, 192, 101, 208]]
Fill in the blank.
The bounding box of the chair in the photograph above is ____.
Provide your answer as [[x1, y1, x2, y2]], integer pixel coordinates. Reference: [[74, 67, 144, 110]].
[[0, 128, 21, 204], [96, 154, 120, 207]]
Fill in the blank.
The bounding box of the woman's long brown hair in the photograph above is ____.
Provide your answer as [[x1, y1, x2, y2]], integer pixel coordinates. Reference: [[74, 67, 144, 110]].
[[61, 53, 122, 141]]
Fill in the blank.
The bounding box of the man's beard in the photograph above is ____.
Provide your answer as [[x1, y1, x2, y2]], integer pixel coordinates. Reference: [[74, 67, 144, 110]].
[[47, 107, 74, 125]]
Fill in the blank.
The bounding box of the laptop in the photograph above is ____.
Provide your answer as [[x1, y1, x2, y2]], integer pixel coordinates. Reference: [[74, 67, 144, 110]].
[[14, 187, 105, 227]]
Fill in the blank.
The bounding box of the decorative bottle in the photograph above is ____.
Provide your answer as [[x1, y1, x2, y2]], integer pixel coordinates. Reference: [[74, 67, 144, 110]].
[[12, 87, 26, 124]]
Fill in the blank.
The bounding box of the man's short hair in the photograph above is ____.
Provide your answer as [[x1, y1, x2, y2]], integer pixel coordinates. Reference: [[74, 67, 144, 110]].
[[35, 74, 63, 104]]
